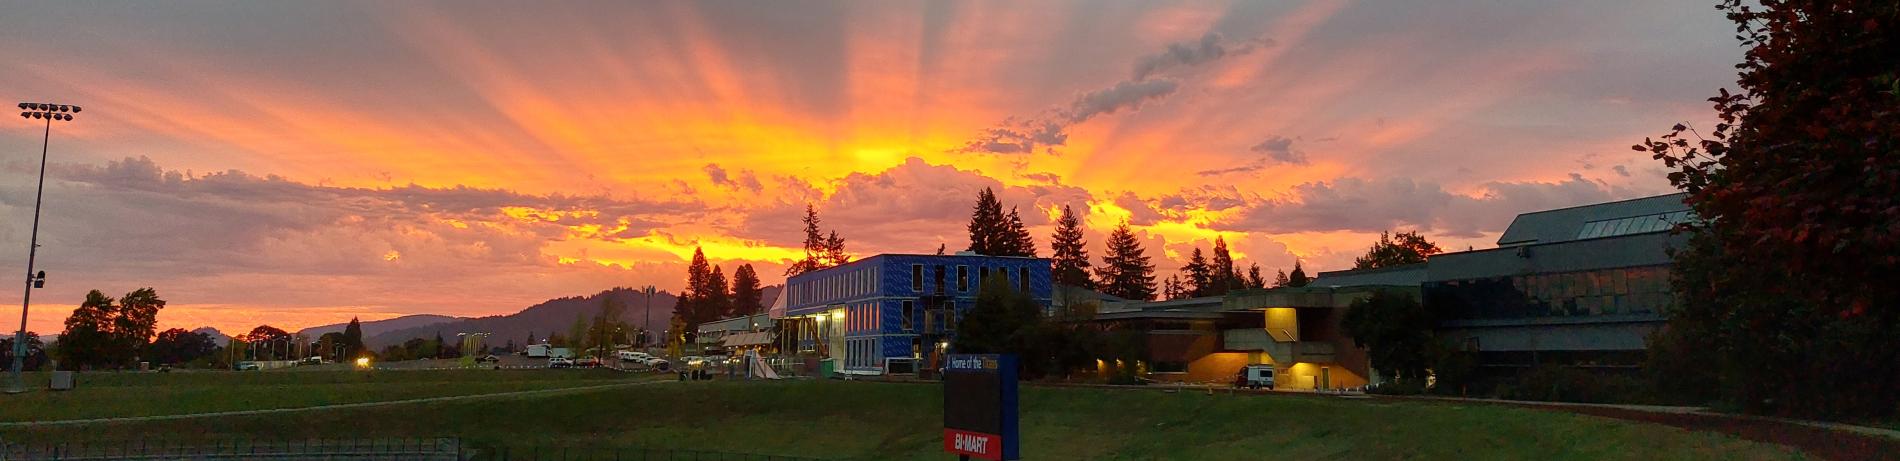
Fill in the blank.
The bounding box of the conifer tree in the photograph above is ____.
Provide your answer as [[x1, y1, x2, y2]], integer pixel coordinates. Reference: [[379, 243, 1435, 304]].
[[1246, 263, 1266, 289], [786, 204, 825, 276], [1049, 205, 1093, 288], [1211, 237, 1240, 294], [704, 265, 731, 321], [966, 188, 1008, 255], [1004, 207, 1037, 257], [1183, 247, 1212, 297], [1094, 222, 1156, 301], [731, 264, 763, 316], [1288, 260, 1311, 287]]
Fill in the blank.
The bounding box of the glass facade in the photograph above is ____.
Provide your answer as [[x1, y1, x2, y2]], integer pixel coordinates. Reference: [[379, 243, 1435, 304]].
[[1425, 265, 1672, 320], [1575, 211, 1693, 240]]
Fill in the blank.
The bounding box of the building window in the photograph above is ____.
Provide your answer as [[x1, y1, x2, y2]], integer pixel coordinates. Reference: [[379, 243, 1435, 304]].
[[957, 266, 969, 291], [912, 264, 924, 292], [1019, 267, 1031, 292], [980, 266, 990, 284], [934, 265, 946, 294], [902, 300, 914, 331]]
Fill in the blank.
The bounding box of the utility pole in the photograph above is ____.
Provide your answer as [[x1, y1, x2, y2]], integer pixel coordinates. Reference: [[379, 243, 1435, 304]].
[[9, 103, 78, 394]]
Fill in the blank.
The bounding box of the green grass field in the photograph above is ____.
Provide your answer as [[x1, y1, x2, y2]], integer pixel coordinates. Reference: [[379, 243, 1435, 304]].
[[0, 372, 1810, 460], [0, 369, 652, 423]]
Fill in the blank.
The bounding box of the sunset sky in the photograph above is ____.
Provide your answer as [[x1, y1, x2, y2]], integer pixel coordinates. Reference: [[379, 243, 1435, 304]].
[[0, 1, 1739, 335]]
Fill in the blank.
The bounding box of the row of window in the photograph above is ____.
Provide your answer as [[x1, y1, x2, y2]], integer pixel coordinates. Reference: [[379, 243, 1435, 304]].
[[790, 266, 881, 306], [845, 338, 882, 368], [1576, 211, 1694, 240], [909, 264, 1033, 294], [1425, 265, 1673, 320]]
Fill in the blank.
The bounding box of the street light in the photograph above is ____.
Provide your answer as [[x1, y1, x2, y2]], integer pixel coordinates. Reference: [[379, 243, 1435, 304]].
[[9, 102, 80, 394]]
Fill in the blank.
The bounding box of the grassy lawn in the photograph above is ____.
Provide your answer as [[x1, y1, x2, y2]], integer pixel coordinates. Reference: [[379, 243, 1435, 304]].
[[0, 379, 1809, 460], [0, 369, 653, 423]]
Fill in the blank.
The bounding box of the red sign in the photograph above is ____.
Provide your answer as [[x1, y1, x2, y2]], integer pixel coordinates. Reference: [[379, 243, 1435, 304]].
[[943, 428, 1003, 460]]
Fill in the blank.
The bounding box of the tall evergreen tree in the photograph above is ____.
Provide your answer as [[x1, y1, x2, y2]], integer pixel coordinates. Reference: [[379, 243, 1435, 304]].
[[1210, 237, 1240, 294], [1094, 222, 1156, 301], [1003, 207, 1037, 257], [1048, 205, 1093, 288], [1287, 260, 1311, 287], [786, 204, 826, 276], [1162, 275, 1185, 300], [731, 264, 763, 316], [1183, 247, 1212, 297], [342, 316, 364, 357], [822, 230, 850, 267], [1246, 263, 1266, 289], [704, 265, 732, 321], [678, 247, 712, 330], [966, 188, 1008, 255], [1273, 269, 1290, 288]]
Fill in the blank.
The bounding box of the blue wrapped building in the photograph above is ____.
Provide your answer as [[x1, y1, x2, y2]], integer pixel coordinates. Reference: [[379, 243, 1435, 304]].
[[783, 253, 1052, 374]]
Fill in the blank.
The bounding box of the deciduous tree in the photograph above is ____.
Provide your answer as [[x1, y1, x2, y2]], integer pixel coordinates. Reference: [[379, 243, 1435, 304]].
[[1635, 0, 1899, 418], [1353, 231, 1442, 270]]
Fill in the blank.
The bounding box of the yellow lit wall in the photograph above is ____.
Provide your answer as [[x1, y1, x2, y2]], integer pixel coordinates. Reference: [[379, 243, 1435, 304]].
[[1264, 308, 1300, 341], [1279, 362, 1370, 390]]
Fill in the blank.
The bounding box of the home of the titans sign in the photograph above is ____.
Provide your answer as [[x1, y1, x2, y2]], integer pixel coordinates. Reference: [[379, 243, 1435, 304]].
[[942, 354, 1019, 460]]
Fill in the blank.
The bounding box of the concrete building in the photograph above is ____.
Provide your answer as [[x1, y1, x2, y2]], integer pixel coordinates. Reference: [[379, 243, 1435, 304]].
[[695, 313, 771, 355], [782, 253, 1052, 374], [1090, 284, 1402, 390], [1421, 193, 1692, 371]]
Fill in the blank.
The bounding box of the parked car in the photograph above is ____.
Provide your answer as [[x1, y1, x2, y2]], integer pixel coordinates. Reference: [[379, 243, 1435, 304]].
[[234, 361, 261, 371], [475, 355, 500, 363], [547, 357, 574, 368], [574, 357, 602, 368], [645, 358, 670, 371], [300, 356, 322, 365]]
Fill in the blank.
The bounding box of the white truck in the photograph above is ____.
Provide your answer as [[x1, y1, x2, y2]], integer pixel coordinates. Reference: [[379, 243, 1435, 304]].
[[526, 344, 552, 358], [1237, 364, 1276, 390]]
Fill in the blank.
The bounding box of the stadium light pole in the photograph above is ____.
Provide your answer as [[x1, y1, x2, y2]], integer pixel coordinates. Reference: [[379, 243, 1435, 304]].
[[9, 103, 79, 394], [642, 285, 656, 349]]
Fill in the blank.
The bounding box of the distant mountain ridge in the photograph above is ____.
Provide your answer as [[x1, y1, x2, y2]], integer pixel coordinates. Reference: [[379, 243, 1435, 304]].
[[191, 327, 230, 344], [296, 314, 460, 339], [360, 286, 779, 349]]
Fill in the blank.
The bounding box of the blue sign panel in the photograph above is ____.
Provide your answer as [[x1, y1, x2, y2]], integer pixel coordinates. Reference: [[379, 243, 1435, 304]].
[[943, 354, 1019, 460]]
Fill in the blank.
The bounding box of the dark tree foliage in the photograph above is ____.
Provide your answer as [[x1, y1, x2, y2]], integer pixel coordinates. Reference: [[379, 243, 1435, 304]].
[[342, 317, 365, 358], [1341, 290, 1438, 385], [731, 264, 764, 316], [704, 265, 732, 321], [1049, 205, 1094, 289], [1286, 261, 1310, 288], [244, 325, 292, 361], [59, 288, 167, 370], [822, 230, 851, 267], [965, 188, 1036, 257], [0, 332, 49, 372], [786, 204, 826, 276], [146, 328, 216, 365], [1210, 237, 1242, 294], [966, 188, 1009, 255], [1352, 231, 1442, 270], [1245, 263, 1267, 289], [1636, 0, 1899, 419], [1273, 269, 1290, 288], [678, 247, 713, 332], [1182, 247, 1212, 297], [1161, 275, 1186, 300], [954, 273, 1097, 380], [1093, 222, 1156, 301]]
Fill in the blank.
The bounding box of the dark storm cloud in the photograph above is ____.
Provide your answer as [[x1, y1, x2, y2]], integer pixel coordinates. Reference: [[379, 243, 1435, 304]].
[[959, 32, 1257, 156]]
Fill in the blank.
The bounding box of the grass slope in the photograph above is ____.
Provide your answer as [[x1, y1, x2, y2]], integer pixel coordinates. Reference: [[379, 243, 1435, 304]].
[[1, 369, 645, 423], [1, 377, 1807, 460]]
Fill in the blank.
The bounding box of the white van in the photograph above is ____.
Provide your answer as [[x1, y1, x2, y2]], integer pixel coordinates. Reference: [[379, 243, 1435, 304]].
[[1237, 364, 1276, 390]]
